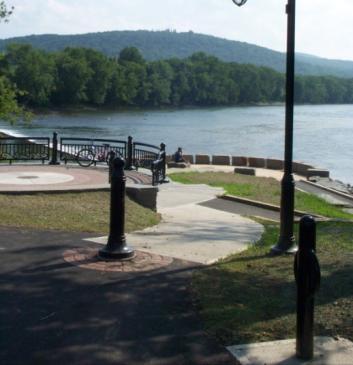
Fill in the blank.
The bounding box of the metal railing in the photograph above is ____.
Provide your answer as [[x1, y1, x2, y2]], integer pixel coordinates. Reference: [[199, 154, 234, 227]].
[[0, 137, 50, 164], [0, 133, 167, 185], [59, 137, 127, 164], [133, 141, 160, 169]]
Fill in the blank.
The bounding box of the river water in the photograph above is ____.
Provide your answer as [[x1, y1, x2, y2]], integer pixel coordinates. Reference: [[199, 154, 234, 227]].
[[1, 104, 352, 184]]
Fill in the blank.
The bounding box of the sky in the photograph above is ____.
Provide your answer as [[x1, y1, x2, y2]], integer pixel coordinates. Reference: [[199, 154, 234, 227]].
[[1, 0, 353, 61]]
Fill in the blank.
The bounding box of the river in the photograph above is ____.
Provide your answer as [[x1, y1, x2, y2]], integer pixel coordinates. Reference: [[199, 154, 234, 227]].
[[1, 104, 352, 184]]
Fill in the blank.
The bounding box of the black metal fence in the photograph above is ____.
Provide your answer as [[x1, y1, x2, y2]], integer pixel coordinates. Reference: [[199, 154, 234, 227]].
[[0, 133, 166, 185], [60, 137, 127, 165], [0, 137, 50, 164]]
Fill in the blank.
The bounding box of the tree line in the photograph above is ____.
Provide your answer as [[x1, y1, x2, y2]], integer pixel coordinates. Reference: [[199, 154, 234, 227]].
[[1, 44, 353, 111]]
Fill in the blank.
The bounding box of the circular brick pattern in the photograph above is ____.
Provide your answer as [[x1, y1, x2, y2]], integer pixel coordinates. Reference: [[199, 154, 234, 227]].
[[0, 165, 152, 192], [63, 247, 173, 272]]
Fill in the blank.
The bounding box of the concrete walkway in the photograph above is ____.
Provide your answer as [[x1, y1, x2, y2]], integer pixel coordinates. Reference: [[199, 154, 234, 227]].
[[88, 182, 263, 264]]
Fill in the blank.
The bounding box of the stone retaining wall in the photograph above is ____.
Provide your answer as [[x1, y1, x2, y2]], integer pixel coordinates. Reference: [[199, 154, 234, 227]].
[[167, 153, 329, 178]]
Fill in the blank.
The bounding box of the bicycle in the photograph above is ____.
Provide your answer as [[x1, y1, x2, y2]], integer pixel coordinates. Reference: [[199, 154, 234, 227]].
[[76, 144, 122, 167]]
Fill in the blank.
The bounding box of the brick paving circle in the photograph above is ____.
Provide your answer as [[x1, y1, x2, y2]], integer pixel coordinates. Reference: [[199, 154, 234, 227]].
[[0, 164, 152, 192], [63, 247, 173, 272]]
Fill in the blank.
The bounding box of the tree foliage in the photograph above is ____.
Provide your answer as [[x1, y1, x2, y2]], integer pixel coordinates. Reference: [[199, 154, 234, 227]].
[[0, 2, 31, 122], [0, 43, 352, 110], [1, 30, 353, 78], [0, 1, 13, 23]]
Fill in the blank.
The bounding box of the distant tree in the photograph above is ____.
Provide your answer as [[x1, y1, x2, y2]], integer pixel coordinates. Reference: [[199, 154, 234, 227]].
[[5, 44, 56, 106], [119, 47, 145, 65], [52, 48, 92, 104], [147, 60, 173, 106], [167, 58, 191, 105], [82, 48, 113, 105]]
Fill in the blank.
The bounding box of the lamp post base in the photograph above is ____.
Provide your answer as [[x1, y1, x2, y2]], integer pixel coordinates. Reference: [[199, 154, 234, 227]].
[[98, 244, 135, 260], [271, 235, 297, 255]]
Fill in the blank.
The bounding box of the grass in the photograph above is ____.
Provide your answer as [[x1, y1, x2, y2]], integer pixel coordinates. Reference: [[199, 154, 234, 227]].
[[191, 221, 353, 345], [0, 192, 160, 233], [170, 171, 353, 219]]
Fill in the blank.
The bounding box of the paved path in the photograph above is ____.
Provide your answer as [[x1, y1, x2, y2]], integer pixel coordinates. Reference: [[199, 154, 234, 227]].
[[87, 182, 264, 264], [0, 164, 151, 192], [296, 180, 353, 207], [0, 227, 238, 365]]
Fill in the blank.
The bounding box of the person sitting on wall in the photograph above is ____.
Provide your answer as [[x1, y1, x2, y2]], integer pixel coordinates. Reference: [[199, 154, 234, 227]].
[[174, 147, 185, 163]]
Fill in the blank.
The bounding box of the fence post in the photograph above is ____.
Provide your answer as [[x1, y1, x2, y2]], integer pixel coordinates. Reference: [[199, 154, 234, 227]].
[[49, 132, 60, 165], [108, 151, 116, 184], [126, 136, 133, 170], [160, 142, 166, 181], [294, 215, 321, 360], [99, 156, 135, 260]]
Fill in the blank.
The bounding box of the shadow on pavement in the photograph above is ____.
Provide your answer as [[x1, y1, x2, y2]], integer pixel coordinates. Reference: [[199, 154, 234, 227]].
[[0, 226, 238, 365]]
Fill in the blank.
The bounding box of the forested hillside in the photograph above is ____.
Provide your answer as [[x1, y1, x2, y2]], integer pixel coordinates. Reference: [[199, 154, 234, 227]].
[[1, 30, 353, 78], [1, 44, 352, 109]]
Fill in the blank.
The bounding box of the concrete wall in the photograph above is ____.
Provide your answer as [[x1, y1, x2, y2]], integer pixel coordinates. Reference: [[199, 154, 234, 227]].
[[292, 162, 314, 175], [183, 154, 194, 164], [306, 169, 330, 179], [126, 185, 158, 211], [195, 154, 210, 164], [212, 155, 230, 165], [266, 158, 284, 170], [164, 152, 329, 178], [248, 157, 266, 168], [232, 156, 248, 166]]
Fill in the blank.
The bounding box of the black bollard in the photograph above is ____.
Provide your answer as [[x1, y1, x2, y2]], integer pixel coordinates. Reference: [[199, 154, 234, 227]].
[[294, 215, 321, 360], [49, 132, 60, 165], [99, 156, 135, 260]]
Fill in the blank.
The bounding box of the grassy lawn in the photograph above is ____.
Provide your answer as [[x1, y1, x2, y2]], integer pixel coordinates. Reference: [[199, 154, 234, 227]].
[[191, 221, 353, 345], [0, 192, 160, 233], [170, 171, 353, 219]]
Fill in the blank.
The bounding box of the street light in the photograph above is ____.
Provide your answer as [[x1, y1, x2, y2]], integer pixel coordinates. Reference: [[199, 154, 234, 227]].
[[231, 0, 297, 253], [232, 0, 248, 6]]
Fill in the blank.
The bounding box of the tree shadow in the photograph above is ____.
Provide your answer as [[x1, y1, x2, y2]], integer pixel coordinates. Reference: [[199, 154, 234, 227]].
[[0, 226, 237, 365]]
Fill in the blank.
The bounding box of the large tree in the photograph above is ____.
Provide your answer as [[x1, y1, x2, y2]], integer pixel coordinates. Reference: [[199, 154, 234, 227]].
[[0, 2, 29, 122], [0, 1, 13, 23]]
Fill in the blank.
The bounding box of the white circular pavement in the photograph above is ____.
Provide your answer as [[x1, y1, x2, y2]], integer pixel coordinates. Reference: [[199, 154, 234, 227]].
[[0, 172, 74, 185]]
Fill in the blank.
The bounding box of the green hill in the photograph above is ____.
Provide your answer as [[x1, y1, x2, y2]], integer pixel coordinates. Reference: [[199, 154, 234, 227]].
[[1, 30, 353, 78]]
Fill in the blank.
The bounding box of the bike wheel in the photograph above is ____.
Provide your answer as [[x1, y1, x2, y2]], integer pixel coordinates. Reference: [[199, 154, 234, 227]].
[[76, 148, 95, 167]]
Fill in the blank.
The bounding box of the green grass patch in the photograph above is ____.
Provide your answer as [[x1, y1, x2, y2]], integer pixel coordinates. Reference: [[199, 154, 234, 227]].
[[191, 221, 353, 345], [170, 171, 353, 219], [0, 192, 160, 233]]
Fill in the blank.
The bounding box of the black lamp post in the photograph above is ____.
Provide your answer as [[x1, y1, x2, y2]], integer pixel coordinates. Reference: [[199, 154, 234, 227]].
[[232, 0, 297, 253]]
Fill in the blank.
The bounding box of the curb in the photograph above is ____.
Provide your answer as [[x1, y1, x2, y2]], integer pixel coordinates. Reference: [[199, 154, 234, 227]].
[[219, 194, 325, 219], [0, 185, 111, 195]]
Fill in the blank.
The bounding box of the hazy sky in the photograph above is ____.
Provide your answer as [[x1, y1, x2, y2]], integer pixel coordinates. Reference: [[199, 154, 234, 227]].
[[1, 0, 353, 61]]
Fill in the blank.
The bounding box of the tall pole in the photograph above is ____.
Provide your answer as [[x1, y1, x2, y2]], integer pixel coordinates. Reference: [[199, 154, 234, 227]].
[[271, 0, 297, 254]]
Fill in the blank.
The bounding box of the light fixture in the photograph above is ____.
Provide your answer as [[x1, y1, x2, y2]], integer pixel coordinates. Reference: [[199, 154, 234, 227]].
[[231, 0, 248, 6]]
